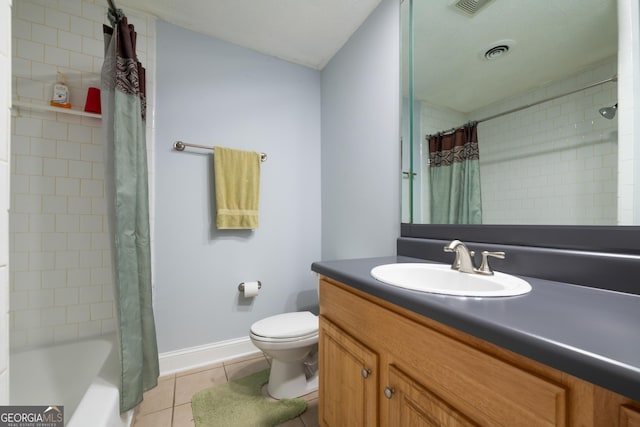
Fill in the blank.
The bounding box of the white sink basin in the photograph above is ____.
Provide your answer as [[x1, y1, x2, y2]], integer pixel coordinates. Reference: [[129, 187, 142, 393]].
[[370, 263, 531, 297]]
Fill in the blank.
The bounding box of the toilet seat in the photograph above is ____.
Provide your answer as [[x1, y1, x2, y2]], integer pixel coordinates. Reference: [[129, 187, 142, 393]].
[[250, 311, 318, 342]]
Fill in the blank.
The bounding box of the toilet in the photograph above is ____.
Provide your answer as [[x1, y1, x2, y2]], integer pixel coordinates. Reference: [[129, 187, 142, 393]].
[[249, 311, 319, 399]]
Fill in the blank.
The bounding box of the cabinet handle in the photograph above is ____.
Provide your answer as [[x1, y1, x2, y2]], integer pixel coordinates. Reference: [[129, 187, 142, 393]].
[[361, 368, 372, 378], [384, 386, 395, 399]]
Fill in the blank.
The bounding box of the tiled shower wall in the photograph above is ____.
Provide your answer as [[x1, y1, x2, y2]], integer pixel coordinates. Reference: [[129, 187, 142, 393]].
[[419, 58, 618, 225], [1, 0, 11, 404], [10, 0, 155, 350]]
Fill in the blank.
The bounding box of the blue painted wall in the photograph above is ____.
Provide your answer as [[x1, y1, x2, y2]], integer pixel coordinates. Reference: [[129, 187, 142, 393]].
[[154, 22, 322, 352], [321, 0, 401, 260], [153, 0, 400, 352]]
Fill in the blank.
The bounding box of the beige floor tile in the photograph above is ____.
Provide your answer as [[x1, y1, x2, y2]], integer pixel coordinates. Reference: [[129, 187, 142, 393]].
[[136, 375, 175, 416], [301, 390, 318, 402], [174, 365, 227, 406], [300, 398, 319, 427], [172, 403, 195, 427], [222, 351, 264, 366], [276, 417, 305, 426], [224, 356, 270, 381], [133, 407, 172, 427], [175, 362, 224, 378]]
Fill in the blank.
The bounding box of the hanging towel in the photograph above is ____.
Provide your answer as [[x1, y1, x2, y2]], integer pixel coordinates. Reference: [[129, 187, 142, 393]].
[[213, 146, 261, 229]]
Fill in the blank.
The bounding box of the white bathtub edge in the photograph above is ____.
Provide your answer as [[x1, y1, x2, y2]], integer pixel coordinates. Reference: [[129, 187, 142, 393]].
[[158, 336, 261, 376], [66, 378, 133, 427]]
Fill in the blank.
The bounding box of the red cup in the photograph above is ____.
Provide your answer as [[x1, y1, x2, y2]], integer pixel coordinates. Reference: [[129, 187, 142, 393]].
[[84, 87, 101, 114]]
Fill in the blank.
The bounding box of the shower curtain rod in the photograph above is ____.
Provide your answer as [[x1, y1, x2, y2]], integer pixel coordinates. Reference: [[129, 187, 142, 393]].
[[107, 0, 117, 14], [426, 75, 617, 140]]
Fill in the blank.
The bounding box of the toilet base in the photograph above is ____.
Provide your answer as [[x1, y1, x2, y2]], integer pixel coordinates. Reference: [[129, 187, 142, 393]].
[[267, 358, 319, 399]]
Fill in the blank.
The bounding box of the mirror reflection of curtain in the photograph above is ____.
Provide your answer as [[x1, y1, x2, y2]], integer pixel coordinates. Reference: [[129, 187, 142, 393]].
[[428, 122, 482, 224]]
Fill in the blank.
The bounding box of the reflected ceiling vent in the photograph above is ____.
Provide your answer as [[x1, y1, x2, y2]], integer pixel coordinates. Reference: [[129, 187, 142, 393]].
[[480, 39, 516, 60], [484, 44, 509, 60], [453, 0, 495, 16]]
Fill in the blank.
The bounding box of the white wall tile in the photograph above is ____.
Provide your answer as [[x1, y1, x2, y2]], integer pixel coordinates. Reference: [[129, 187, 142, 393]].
[[90, 301, 112, 320], [55, 287, 78, 306], [31, 23, 57, 46], [43, 158, 67, 176], [78, 285, 100, 303], [10, 0, 156, 350], [70, 16, 94, 38], [57, 0, 83, 17], [58, 31, 82, 52], [16, 38, 44, 62], [43, 119, 67, 139], [12, 18, 31, 41], [67, 303, 89, 322], [67, 269, 90, 287], [56, 141, 81, 159], [28, 289, 53, 308], [40, 306, 66, 325], [44, 8, 70, 31], [53, 323, 77, 342], [14, 309, 41, 330], [44, 45, 69, 67], [13, 194, 42, 213], [67, 196, 91, 214], [14, 116, 42, 137], [41, 270, 66, 289], [54, 250, 79, 269]]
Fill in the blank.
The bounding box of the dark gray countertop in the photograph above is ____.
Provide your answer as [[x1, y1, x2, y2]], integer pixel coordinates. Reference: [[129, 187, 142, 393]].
[[311, 256, 640, 402]]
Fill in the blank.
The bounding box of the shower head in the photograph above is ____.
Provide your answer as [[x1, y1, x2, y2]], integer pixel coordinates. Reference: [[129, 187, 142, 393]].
[[599, 103, 617, 120]]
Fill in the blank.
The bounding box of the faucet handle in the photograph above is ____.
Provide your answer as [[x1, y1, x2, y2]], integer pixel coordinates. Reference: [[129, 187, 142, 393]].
[[476, 251, 505, 275]]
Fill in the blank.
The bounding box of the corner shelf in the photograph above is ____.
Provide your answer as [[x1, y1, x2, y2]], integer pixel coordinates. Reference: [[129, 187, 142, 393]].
[[12, 99, 102, 119]]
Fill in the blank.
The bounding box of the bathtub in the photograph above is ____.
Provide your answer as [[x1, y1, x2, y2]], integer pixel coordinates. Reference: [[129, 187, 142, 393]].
[[10, 334, 134, 427]]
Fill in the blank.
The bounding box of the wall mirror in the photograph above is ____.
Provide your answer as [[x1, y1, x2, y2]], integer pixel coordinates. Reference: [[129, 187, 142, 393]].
[[401, 0, 639, 228]]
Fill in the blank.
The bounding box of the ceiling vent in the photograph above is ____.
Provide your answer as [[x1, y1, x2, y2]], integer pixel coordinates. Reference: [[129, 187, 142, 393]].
[[480, 40, 516, 60], [453, 0, 495, 17], [484, 44, 509, 60]]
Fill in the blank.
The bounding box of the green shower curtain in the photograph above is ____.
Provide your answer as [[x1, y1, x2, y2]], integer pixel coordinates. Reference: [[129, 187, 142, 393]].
[[102, 7, 159, 413], [428, 123, 482, 224]]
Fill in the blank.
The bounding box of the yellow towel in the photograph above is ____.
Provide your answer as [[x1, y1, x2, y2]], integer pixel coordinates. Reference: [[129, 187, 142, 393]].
[[213, 146, 261, 229]]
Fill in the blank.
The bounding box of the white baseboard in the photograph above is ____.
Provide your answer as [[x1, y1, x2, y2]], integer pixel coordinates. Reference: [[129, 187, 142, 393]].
[[158, 336, 261, 376]]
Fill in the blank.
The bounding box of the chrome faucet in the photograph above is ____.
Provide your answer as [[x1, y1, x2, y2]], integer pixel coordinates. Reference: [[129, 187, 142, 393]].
[[444, 240, 476, 273], [444, 240, 505, 275]]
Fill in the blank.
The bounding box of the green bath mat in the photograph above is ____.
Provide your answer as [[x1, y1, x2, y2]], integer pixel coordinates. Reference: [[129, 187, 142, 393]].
[[191, 369, 307, 427]]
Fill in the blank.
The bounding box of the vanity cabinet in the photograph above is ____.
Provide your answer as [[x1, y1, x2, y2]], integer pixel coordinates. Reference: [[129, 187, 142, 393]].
[[319, 318, 378, 426], [318, 276, 640, 427]]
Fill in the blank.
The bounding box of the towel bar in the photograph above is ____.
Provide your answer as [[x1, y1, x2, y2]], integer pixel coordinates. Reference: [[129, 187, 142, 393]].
[[173, 141, 267, 162]]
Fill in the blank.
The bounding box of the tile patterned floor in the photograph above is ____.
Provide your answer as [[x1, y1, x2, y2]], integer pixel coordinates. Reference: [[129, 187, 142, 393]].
[[132, 353, 319, 427]]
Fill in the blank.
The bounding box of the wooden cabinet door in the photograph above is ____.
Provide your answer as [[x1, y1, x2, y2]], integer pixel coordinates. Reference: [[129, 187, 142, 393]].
[[621, 406, 640, 427], [387, 365, 479, 427], [319, 316, 378, 427]]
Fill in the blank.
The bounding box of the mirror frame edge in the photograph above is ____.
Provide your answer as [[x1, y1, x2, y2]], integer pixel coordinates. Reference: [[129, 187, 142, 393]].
[[401, 223, 640, 254]]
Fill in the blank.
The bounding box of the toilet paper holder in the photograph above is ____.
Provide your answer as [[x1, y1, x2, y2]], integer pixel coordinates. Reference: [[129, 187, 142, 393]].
[[238, 281, 262, 292]]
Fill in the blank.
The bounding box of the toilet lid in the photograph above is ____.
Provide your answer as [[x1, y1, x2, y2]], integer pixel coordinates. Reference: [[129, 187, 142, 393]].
[[251, 311, 318, 339]]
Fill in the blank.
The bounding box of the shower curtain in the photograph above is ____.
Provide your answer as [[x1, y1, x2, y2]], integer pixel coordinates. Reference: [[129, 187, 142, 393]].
[[428, 122, 482, 224], [101, 6, 159, 413]]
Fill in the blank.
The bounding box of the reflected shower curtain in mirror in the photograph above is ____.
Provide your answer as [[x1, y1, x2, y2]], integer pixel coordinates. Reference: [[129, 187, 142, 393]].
[[102, 7, 159, 413], [428, 123, 482, 224]]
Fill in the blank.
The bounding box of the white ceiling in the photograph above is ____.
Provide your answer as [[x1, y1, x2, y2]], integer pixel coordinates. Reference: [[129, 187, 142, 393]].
[[408, 0, 618, 112], [117, 0, 382, 70]]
